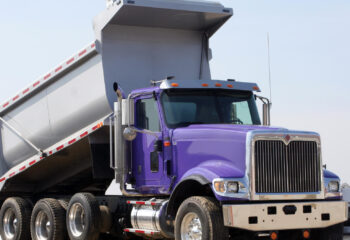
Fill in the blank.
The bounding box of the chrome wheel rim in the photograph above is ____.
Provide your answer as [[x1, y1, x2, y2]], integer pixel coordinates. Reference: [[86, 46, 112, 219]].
[[180, 212, 202, 240], [35, 210, 51, 240], [68, 203, 85, 237], [3, 208, 17, 240]]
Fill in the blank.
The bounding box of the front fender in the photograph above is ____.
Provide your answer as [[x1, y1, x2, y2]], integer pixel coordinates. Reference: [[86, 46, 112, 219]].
[[166, 160, 246, 216], [180, 160, 245, 182]]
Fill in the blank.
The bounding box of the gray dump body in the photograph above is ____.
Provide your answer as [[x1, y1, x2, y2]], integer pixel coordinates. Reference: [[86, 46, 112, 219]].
[[0, 0, 232, 193]]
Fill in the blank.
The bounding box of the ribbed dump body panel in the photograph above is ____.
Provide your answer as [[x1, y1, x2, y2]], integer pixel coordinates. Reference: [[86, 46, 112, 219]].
[[254, 140, 321, 193]]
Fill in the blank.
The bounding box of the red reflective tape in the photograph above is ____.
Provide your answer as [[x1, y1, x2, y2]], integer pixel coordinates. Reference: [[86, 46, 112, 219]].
[[3, 102, 9, 108], [127, 201, 131, 204], [0, 177, 5, 182], [20, 166, 26, 171], [151, 202, 156, 206], [40, 156, 44, 160], [135, 201, 145, 205], [44, 74, 51, 80], [49, 151, 53, 155], [29, 160, 36, 166], [135, 230, 145, 234], [55, 66, 63, 72], [68, 139, 76, 145], [92, 124, 100, 130], [91, 43, 96, 48], [13, 95, 19, 101], [80, 132, 88, 138], [33, 81, 40, 87], [23, 88, 30, 94], [79, 49, 87, 56], [9, 172, 15, 177], [124, 229, 130, 232], [66, 58, 74, 65], [56, 145, 64, 151]]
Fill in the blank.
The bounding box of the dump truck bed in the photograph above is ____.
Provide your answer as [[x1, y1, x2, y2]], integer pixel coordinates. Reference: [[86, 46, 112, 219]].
[[0, 0, 232, 194]]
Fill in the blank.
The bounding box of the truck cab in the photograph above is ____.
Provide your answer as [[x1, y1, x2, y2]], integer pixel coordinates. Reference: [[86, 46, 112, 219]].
[[115, 79, 346, 239], [126, 79, 262, 194]]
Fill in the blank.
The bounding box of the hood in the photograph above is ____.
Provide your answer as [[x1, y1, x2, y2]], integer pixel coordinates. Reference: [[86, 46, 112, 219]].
[[171, 124, 283, 181]]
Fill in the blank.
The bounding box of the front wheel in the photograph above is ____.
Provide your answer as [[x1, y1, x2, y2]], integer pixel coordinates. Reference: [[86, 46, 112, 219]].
[[175, 196, 228, 240]]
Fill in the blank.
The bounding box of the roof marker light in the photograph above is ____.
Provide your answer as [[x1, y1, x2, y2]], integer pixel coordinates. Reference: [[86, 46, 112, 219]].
[[227, 84, 233, 88], [171, 83, 179, 87], [253, 86, 260, 91], [215, 83, 222, 87], [202, 83, 209, 87]]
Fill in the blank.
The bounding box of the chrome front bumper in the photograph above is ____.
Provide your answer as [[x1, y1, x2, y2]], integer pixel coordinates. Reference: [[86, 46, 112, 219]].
[[222, 201, 348, 231]]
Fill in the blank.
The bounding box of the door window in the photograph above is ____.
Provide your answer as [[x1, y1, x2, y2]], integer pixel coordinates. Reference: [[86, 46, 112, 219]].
[[135, 98, 161, 132]]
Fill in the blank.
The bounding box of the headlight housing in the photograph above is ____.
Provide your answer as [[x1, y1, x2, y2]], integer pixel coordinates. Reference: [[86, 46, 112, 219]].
[[327, 181, 340, 193], [212, 178, 248, 198]]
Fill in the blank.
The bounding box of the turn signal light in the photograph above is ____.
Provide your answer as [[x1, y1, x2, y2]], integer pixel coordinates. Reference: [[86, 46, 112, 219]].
[[303, 230, 310, 239], [214, 181, 225, 193], [270, 232, 278, 240], [164, 141, 171, 147]]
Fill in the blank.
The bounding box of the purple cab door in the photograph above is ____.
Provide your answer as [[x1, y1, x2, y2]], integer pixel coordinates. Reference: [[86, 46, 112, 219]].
[[132, 96, 166, 193]]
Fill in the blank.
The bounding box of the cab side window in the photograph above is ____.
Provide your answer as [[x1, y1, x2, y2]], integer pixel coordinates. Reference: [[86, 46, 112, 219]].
[[135, 98, 161, 132]]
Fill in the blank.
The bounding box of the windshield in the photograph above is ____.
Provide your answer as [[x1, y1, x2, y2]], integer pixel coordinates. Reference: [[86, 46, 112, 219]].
[[161, 89, 261, 128]]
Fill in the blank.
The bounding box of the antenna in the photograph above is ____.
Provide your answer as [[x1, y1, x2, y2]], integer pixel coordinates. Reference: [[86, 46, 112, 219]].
[[267, 33, 272, 103]]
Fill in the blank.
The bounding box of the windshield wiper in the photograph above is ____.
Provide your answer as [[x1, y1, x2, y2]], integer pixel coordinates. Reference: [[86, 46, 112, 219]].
[[176, 121, 204, 127]]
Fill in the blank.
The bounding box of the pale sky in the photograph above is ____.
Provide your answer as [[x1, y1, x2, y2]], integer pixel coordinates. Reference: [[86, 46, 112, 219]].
[[0, 1, 349, 182]]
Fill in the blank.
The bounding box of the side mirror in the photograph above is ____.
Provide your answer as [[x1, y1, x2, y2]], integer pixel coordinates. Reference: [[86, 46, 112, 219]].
[[262, 102, 271, 126], [122, 99, 135, 126], [123, 127, 137, 141], [255, 95, 271, 126]]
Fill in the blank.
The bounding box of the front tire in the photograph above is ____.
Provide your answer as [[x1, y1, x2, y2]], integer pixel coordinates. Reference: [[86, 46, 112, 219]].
[[175, 196, 228, 240], [0, 197, 32, 240]]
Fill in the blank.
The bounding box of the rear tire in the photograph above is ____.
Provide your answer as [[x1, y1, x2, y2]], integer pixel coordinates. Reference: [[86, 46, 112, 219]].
[[175, 196, 229, 240], [66, 193, 101, 240], [0, 197, 32, 240], [30, 198, 67, 240]]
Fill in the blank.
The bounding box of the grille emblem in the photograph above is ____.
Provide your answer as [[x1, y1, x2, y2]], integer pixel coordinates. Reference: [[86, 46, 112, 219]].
[[283, 134, 291, 145]]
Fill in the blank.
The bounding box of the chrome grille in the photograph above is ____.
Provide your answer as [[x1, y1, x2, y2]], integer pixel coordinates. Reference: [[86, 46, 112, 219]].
[[254, 140, 321, 193]]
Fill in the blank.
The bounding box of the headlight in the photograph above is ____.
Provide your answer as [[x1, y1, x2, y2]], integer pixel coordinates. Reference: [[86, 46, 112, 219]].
[[226, 181, 239, 193], [328, 181, 340, 192]]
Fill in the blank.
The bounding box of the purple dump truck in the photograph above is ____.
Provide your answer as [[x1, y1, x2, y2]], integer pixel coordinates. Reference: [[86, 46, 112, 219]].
[[0, 0, 347, 239]]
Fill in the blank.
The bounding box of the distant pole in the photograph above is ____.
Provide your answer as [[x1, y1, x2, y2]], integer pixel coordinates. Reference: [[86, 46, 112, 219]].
[[267, 33, 272, 103]]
